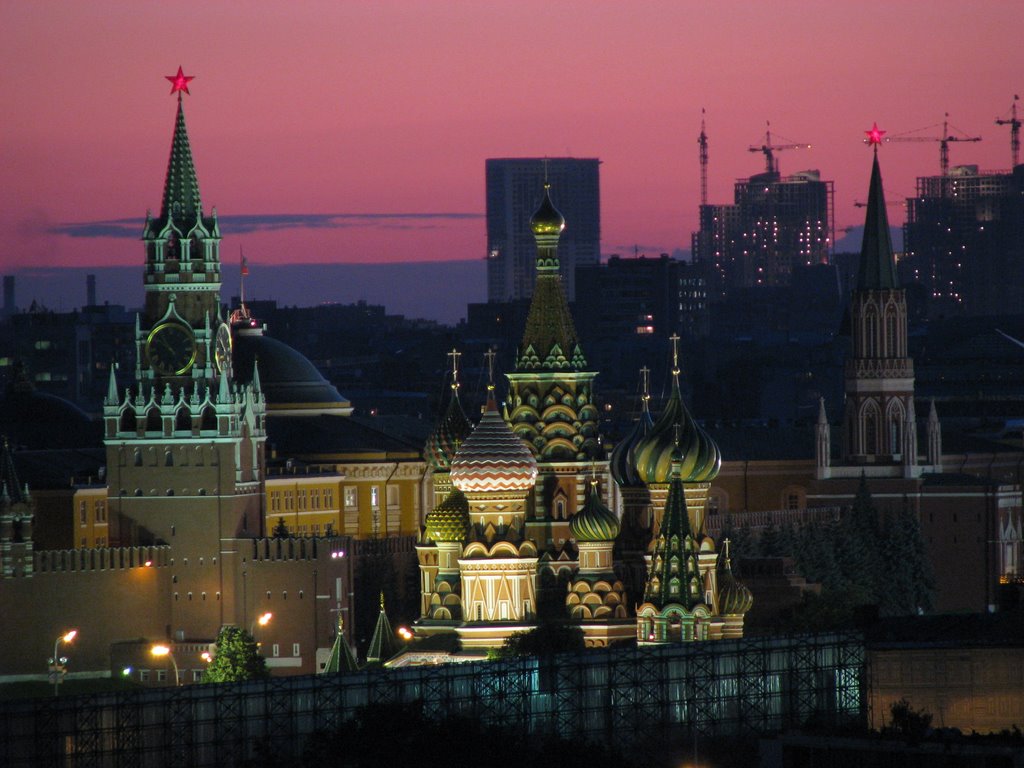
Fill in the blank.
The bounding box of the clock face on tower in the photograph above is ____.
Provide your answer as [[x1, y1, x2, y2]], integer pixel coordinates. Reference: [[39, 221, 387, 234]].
[[146, 322, 197, 376], [214, 323, 233, 378]]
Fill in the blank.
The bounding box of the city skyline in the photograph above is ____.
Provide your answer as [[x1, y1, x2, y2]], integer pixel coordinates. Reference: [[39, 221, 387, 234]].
[[2, 1, 1020, 283]]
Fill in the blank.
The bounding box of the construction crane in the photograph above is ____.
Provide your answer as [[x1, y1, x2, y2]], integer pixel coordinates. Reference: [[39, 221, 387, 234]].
[[883, 114, 981, 176], [698, 108, 709, 207], [748, 121, 810, 175], [995, 95, 1021, 168]]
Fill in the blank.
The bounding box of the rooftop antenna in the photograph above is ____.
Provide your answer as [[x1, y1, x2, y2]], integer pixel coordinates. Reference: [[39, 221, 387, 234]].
[[995, 95, 1021, 168]]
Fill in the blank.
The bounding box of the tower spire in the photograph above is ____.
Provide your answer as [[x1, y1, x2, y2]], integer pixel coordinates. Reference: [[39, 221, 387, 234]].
[[160, 68, 201, 223], [857, 126, 898, 290]]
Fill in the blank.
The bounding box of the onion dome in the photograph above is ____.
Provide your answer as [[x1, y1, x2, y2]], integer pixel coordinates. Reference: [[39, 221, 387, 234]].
[[424, 388, 472, 471], [530, 184, 566, 238], [718, 546, 753, 615], [569, 479, 620, 542], [610, 373, 655, 487], [634, 376, 720, 486], [424, 489, 471, 543], [451, 395, 538, 493]]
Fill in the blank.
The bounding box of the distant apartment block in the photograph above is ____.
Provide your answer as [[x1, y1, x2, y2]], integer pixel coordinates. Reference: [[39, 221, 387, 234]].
[[901, 164, 1024, 317], [692, 170, 834, 300], [486, 158, 600, 302]]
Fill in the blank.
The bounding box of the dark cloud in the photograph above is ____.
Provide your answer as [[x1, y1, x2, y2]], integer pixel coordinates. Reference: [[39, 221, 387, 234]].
[[51, 212, 483, 239]]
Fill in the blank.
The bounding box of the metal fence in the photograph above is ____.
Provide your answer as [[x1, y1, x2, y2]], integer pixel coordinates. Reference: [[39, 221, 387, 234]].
[[0, 631, 864, 767]]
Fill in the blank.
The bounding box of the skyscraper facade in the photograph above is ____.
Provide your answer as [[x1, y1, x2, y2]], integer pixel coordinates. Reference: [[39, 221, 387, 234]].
[[901, 164, 1024, 318], [485, 158, 600, 302], [692, 169, 834, 300]]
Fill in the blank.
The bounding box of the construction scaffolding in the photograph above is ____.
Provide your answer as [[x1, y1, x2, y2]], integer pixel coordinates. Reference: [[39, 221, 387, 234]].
[[1, 631, 864, 768]]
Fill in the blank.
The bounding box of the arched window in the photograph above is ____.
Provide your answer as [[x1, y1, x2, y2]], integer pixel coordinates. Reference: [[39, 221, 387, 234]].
[[201, 406, 217, 431], [865, 310, 878, 357], [885, 311, 898, 357], [146, 408, 162, 433], [175, 408, 191, 433], [120, 409, 137, 433], [865, 410, 878, 455], [890, 413, 901, 454]]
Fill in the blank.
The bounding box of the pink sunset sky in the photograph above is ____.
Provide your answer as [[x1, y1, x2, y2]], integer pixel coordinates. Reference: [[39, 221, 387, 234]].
[[2, 1, 1020, 278]]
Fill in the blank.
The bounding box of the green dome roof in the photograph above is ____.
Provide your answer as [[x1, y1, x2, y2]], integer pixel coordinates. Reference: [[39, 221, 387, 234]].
[[424, 388, 472, 471], [610, 407, 654, 488], [424, 489, 470, 543], [718, 561, 753, 615], [530, 184, 565, 237], [569, 480, 620, 542], [634, 378, 720, 485]]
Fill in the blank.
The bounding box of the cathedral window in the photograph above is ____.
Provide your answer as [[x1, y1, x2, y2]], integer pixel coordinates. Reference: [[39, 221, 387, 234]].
[[146, 408, 161, 433], [890, 414, 901, 454], [79, 501, 87, 525], [121, 410, 137, 433], [865, 411, 878, 455], [885, 312, 898, 357], [201, 406, 216, 432], [175, 408, 191, 432]]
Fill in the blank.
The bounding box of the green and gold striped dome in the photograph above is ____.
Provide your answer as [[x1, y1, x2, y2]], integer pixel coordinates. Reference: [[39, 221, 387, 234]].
[[424, 489, 470, 543], [633, 378, 720, 486], [718, 562, 753, 616], [569, 480, 620, 542], [530, 184, 565, 237]]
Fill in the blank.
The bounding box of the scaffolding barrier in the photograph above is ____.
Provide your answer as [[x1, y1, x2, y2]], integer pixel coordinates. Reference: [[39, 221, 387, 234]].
[[0, 631, 864, 767]]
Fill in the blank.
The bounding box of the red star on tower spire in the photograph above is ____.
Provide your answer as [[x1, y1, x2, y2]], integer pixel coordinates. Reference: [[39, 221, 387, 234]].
[[865, 122, 886, 147], [166, 66, 194, 96]]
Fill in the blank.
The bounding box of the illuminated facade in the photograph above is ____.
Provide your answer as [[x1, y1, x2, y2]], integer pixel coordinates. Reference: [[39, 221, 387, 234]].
[[692, 169, 834, 299], [417, 187, 750, 651]]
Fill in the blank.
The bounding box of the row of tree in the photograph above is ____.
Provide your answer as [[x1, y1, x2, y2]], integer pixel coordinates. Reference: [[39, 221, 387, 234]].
[[722, 476, 935, 622]]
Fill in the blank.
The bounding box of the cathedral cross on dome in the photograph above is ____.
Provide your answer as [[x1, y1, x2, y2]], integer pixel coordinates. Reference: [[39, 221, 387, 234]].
[[669, 333, 681, 377], [166, 66, 194, 97], [447, 348, 462, 391], [640, 365, 651, 411]]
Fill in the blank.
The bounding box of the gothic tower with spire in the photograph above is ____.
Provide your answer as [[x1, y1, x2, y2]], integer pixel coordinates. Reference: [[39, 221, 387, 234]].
[[102, 70, 266, 640], [843, 142, 919, 471]]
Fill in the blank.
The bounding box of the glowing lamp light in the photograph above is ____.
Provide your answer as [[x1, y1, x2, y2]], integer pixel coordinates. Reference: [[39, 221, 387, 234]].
[[331, 550, 345, 559], [257, 612, 273, 627], [865, 122, 886, 146], [150, 644, 171, 657], [143, 560, 152, 567], [396, 626, 413, 641], [62, 630, 78, 644], [201, 652, 212, 663], [122, 667, 132, 676]]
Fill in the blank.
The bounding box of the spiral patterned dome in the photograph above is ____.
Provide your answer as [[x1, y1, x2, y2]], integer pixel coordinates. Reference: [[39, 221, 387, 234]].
[[569, 480, 620, 542], [424, 388, 472, 471], [634, 379, 720, 485], [718, 562, 754, 615], [530, 184, 565, 238], [450, 396, 538, 493], [424, 489, 471, 543], [609, 407, 654, 488]]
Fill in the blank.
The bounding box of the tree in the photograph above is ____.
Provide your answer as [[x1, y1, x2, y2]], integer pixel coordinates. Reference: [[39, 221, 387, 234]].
[[499, 621, 585, 658], [201, 626, 269, 683], [879, 496, 935, 616]]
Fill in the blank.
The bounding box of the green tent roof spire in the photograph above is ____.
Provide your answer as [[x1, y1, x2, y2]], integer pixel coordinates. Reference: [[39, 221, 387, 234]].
[[160, 96, 203, 223], [856, 149, 899, 290], [366, 591, 397, 664], [321, 612, 359, 674]]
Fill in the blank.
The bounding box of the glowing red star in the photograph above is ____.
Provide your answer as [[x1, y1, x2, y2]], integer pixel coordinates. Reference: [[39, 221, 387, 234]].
[[166, 66, 194, 96], [865, 122, 886, 146]]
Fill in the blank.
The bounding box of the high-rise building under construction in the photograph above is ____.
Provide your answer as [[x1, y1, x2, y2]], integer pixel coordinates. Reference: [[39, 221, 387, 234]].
[[485, 158, 600, 302], [901, 164, 1024, 317], [692, 170, 834, 300]]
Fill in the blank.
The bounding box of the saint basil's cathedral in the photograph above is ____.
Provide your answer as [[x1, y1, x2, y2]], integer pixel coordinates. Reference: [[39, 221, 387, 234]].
[[416, 185, 753, 651]]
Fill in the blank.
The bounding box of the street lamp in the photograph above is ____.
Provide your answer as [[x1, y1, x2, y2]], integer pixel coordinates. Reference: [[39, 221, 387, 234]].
[[250, 611, 272, 636], [49, 629, 77, 696], [150, 644, 180, 686]]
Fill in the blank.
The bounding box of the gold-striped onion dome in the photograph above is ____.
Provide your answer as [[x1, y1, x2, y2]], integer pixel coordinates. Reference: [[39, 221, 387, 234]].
[[569, 480, 620, 542], [530, 185, 565, 237], [718, 561, 754, 615], [424, 389, 472, 471], [609, 407, 654, 488], [450, 397, 538, 493], [424, 489, 471, 543], [633, 379, 720, 485]]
